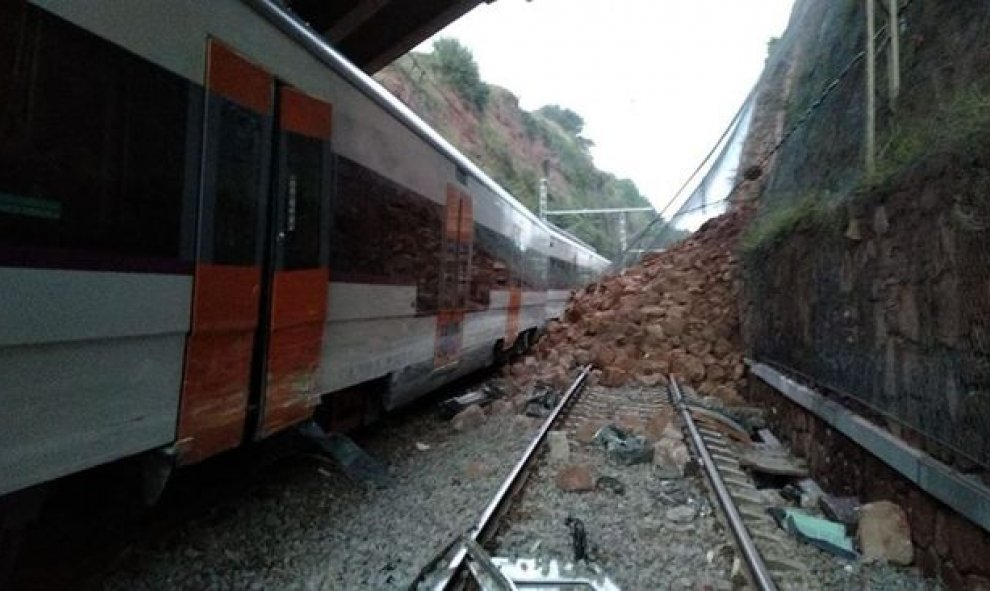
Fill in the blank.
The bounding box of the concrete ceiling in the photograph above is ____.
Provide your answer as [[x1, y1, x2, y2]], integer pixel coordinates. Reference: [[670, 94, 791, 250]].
[[286, 0, 490, 73]]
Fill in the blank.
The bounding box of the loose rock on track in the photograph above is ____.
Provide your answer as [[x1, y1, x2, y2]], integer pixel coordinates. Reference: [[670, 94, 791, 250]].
[[507, 207, 752, 405]]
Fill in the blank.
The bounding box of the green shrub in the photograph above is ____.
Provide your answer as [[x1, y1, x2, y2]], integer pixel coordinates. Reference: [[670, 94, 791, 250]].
[[537, 105, 585, 136], [740, 194, 840, 259], [432, 38, 489, 110], [875, 85, 990, 184]]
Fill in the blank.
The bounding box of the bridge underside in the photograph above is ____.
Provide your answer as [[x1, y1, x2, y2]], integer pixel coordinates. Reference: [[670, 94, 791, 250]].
[[287, 0, 488, 73]]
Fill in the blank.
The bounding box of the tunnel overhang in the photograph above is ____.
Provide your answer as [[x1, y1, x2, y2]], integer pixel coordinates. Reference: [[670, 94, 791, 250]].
[[286, 0, 489, 73]]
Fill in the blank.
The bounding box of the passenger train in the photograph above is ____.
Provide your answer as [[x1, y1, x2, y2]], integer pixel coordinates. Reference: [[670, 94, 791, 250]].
[[0, 0, 609, 514]]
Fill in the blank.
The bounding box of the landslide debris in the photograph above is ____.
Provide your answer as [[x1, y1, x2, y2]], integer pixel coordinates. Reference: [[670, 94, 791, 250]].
[[508, 206, 752, 403]]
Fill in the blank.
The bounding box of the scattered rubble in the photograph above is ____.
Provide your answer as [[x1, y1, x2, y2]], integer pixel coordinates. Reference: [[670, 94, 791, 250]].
[[666, 505, 697, 524], [595, 476, 625, 496], [593, 425, 653, 466], [505, 208, 751, 402], [465, 460, 496, 479], [555, 464, 595, 492], [451, 404, 486, 432], [575, 421, 602, 445], [653, 437, 692, 476], [548, 430, 570, 462], [820, 494, 860, 527], [768, 507, 858, 559], [524, 385, 560, 418]]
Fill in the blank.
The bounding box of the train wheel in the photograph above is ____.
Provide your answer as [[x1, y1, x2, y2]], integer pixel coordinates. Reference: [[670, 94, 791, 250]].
[[0, 527, 22, 587], [493, 339, 509, 366], [0, 486, 47, 586]]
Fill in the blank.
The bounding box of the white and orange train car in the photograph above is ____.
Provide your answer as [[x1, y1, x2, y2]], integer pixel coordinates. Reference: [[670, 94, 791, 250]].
[[0, 0, 608, 506]]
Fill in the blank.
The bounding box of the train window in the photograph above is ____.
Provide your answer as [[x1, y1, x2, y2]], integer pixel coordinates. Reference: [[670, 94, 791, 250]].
[[211, 101, 266, 265], [281, 133, 325, 270], [549, 256, 578, 289], [470, 224, 503, 309], [380, 183, 441, 286], [0, 2, 193, 268], [527, 248, 548, 291], [331, 157, 385, 279], [331, 156, 443, 313]]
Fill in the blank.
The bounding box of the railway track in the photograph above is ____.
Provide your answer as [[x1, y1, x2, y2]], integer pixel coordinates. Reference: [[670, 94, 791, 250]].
[[416, 364, 597, 590], [672, 375, 822, 591], [412, 369, 820, 591]]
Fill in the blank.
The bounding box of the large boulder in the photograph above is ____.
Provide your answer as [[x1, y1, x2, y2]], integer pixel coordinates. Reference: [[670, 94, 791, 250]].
[[858, 501, 914, 565]]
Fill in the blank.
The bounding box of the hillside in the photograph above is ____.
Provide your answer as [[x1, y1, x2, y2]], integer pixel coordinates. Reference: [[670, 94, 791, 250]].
[[375, 39, 656, 258]]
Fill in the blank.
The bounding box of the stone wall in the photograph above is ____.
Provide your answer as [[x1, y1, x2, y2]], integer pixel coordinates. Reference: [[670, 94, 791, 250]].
[[743, 144, 990, 473], [748, 378, 990, 590]]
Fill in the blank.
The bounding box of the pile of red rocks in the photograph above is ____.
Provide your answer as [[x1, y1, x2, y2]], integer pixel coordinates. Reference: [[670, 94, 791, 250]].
[[509, 207, 751, 404]]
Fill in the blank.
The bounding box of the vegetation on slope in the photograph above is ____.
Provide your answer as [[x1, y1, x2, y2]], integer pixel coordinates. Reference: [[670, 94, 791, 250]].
[[376, 38, 657, 258]]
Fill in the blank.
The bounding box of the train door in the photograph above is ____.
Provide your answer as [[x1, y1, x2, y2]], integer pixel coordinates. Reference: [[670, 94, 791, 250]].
[[434, 185, 473, 368], [177, 40, 274, 464], [253, 84, 332, 438], [176, 40, 331, 464]]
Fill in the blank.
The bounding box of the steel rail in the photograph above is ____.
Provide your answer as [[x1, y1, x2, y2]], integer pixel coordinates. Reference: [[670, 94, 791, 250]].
[[669, 376, 778, 591], [433, 364, 593, 591]]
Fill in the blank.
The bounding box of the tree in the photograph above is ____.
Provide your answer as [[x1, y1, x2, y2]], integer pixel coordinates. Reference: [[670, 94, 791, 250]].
[[432, 38, 489, 110], [537, 105, 585, 136]]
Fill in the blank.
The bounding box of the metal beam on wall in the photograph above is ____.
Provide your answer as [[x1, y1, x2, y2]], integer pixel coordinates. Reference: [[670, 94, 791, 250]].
[[749, 360, 990, 536]]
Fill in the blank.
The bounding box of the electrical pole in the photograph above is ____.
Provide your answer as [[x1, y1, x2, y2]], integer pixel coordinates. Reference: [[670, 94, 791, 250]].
[[538, 177, 548, 221], [865, 0, 877, 177], [618, 212, 627, 254], [888, 0, 901, 107]]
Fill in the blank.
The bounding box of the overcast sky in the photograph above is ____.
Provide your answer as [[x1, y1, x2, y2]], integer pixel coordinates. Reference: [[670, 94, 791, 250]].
[[419, 0, 795, 210]]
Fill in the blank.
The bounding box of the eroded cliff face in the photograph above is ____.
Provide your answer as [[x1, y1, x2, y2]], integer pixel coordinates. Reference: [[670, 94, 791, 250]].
[[375, 52, 654, 258]]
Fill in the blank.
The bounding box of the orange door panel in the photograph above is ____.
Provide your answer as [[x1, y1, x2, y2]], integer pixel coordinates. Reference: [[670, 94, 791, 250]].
[[176, 40, 272, 464], [258, 86, 332, 437], [434, 186, 473, 367]]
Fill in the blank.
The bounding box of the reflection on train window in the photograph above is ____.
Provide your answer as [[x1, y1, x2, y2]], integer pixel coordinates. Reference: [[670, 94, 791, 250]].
[[281, 133, 325, 270], [470, 224, 500, 310], [211, 101, 266, 265], [0, 2, 192, 265], [331, 157, 443, 313], [549, 256, 578, 289]]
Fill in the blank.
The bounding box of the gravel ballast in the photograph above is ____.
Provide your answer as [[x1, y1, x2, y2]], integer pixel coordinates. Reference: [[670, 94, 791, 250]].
[[95, 386, 540, 590], [82, 377, 947, 590], [495, 383, 735, 590], [494, 383, 945, 591]]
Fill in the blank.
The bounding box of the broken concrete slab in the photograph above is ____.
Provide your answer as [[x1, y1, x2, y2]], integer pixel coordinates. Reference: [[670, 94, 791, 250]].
[[769, 507, 858, 560], [737, 445, 810, 477]]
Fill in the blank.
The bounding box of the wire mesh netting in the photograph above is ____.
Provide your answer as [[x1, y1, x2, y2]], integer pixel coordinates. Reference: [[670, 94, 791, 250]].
[[612, 90, 756, 271]]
